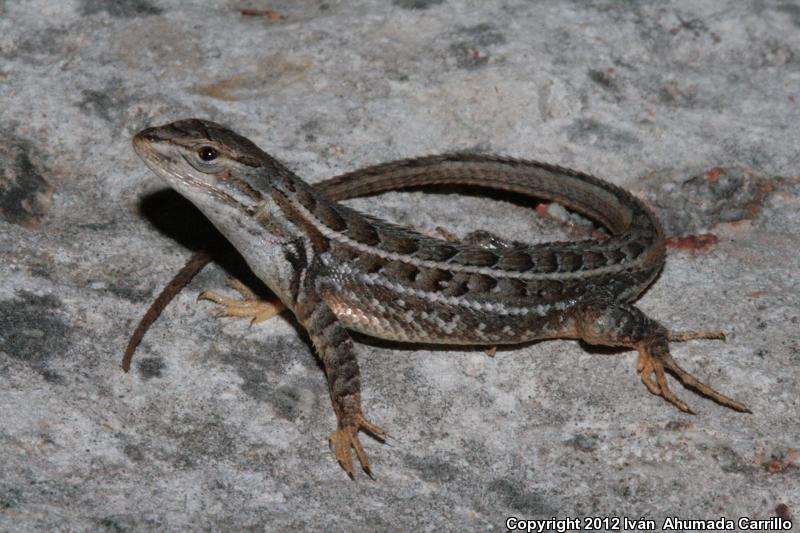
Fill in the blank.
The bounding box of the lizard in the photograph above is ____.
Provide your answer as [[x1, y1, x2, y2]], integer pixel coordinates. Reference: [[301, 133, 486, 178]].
[[130, 118, 750, 477]]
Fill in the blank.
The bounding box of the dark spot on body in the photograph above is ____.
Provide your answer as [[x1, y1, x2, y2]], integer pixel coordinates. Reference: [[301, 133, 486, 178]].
[[282, 240, 308, 304], [454, 248, 498, 267], [310, 304, 337, 335], [530, 249, 557, 273], [622, 241, 645, 260], [535, 281, 563, 301], [330, 242, 358, 262], [354, 254, 384, 274], [414, 268, 453, 291], [556, 251, 583, 272], [581, 250, 606, 269], [463, 229, 513, 249], [497, 251, 534, 272], [346, 217, 380, 245], [443, 273, 470, 297], [604, 248, 625, 265], [314, 202, 347, 231], [383, 261, 420, 283], [279, 174, 296, 193], [380, 233, 419, 254], [295, 188, 317, 211], [467, 273, 498, 293], [496, 278, 527, 297], [418, 243, 458, 262]]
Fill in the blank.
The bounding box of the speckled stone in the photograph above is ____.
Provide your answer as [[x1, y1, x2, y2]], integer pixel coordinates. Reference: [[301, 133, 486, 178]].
[[1, 0, 798, 529]]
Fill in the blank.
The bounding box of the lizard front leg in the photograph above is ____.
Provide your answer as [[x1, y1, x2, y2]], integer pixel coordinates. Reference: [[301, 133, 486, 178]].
[[198, 277, 285, 324], [295, 294, 385, 477], [576, 302, 750, 414]]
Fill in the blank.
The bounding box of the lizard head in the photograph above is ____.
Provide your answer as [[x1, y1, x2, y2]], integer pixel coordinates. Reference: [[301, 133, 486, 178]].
[[133, 119, 304, 254], [132, 118, 274, 212]]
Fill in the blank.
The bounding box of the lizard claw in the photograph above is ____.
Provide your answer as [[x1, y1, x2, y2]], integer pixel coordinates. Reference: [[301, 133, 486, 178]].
[[637, 345, 695, 413], [636, 345, 749, 414], [329, 414, 385, 478]]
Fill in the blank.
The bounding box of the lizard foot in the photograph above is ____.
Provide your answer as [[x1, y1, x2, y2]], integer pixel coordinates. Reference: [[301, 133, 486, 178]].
[[198, 277, 284, 325], [329, 414, 385, 478], [636, 344, 750, 414]]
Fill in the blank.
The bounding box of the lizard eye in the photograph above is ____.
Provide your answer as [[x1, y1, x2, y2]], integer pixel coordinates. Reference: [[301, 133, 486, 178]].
[[198, 146, 218, 161]]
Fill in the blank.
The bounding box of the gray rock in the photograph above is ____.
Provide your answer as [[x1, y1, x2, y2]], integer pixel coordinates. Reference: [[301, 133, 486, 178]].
[[1, 0, 798, 529]]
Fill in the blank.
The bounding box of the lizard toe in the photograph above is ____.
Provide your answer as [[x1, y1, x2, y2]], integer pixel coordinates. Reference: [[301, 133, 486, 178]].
[[329, 414, 385, 478]]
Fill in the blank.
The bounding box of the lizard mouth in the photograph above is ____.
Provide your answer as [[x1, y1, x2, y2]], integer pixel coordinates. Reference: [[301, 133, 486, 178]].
[[132, 127, 176, 165]]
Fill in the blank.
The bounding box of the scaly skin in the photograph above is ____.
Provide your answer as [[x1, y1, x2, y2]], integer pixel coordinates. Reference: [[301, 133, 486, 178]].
[[131, 119, 749, 477]]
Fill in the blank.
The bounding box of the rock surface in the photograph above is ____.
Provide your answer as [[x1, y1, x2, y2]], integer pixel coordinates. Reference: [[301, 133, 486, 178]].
[[1, 0, 798, 529]]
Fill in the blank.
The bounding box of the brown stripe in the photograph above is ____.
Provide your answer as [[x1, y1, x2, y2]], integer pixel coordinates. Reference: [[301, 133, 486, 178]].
[[272, 188, 330, 252]]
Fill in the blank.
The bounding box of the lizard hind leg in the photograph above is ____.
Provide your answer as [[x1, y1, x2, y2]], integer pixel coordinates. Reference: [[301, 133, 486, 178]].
[[198, 277, 285, 325], [578, 303, 750, 414], [641, 339, 751, 413]]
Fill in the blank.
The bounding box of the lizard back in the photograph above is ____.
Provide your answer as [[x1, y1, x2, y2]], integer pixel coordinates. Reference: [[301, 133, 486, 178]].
[[273, 155, 666, 344]]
